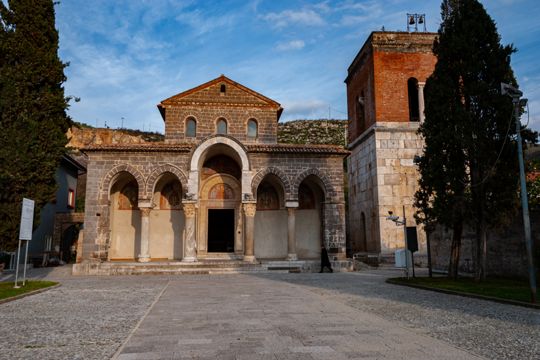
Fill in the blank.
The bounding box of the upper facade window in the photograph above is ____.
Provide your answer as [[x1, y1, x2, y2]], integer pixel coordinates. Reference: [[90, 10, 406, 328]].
[[186, 117, 196, 137], [217, 118, 228, 134], [247, 119, 258, 138]]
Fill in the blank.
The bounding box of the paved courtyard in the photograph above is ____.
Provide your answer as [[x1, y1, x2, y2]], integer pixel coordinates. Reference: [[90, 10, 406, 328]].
[[0, 267, 538, 359]]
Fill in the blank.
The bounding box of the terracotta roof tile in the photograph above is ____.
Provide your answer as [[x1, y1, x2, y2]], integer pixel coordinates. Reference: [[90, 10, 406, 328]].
[[247, 143, 349, 155], [81, 143, 193, 152], [82, 142, 349, 155]]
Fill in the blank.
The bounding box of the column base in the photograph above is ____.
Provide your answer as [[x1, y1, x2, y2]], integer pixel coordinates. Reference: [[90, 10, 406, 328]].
[[287, 253, 298, 261], [138, 255, 150, 263], [182, 256, 198, 263], [243, 255, 256, 263]]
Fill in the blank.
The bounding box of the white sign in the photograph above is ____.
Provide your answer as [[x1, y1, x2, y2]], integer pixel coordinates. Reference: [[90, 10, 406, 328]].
[[19, 198, 35, 240]]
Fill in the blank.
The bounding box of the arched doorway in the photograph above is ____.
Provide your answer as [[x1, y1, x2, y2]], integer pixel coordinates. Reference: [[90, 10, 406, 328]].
[[254, 174, 287, 259], [60, 224, 80, 263], [198, 154, 242, 257], [150, 173, 184, 260], [296, 175, 325, 259], [109, 172, 141, 260]]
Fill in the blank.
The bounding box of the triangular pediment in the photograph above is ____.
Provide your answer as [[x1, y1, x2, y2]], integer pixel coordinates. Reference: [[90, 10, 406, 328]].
[[159, 75, 281, 108]]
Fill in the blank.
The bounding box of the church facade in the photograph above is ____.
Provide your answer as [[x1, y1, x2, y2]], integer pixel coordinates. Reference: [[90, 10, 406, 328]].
[[346, 31, 437, 260], [74, 75, 348, 274]]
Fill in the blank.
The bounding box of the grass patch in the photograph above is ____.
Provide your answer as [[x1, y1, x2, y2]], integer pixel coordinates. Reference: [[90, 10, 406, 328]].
[[389, 276, 534, 303], [0, 280, 58, 301]]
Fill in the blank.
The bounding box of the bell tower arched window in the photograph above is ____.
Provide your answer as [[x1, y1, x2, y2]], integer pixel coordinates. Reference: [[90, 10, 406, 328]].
[[408, 78, 420, 122]]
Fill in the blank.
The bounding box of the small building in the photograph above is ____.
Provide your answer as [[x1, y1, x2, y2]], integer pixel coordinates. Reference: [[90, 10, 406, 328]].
[[345, 31, 437, 261], [74, 75, 348, 274], [29, 153, 86, 264]]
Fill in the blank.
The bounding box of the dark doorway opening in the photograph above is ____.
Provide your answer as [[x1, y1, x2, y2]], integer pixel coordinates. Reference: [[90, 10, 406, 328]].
[[208, 209, 235, 252]]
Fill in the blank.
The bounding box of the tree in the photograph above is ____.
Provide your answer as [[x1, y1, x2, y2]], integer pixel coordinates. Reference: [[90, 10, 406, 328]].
[[0, 0, 71, 250], [415, 0, 519, 280]]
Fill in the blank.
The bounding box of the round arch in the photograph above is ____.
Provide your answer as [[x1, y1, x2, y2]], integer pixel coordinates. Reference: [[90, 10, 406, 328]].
[[292, 168, 335, 201], [101, 164, 145, 201], [251, 167, 292, 199], [146, 164, 188, 197], [188, 135, 251, 199]]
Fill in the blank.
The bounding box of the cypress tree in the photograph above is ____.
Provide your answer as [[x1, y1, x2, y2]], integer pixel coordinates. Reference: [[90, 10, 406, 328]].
[[415, 0, 518, 280], [0, 0, 71, 250]]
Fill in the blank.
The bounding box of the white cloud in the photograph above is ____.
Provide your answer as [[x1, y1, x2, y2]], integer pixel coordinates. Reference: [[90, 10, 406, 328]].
[[276, 40, 305, 51], [261, 9, 325, 28], [175, 10, 237, 36]]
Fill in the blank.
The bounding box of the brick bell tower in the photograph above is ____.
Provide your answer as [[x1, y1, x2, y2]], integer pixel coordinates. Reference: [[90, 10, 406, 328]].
[[345, 31, 437, 261]]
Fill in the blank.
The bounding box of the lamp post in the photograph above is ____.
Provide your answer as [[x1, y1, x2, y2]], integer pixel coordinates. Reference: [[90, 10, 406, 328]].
[[387, 205, 411, 279], [501, 83, 537, 303]]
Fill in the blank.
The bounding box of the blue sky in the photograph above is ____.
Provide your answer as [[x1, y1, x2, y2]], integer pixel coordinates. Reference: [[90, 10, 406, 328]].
[[54, 0, 540, 133]]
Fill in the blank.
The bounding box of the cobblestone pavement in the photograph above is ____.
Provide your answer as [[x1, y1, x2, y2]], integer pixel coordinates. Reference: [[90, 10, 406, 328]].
[[260, 270, 540, 360], [0, 267, 538, 359], [0, 268, 168, 360]]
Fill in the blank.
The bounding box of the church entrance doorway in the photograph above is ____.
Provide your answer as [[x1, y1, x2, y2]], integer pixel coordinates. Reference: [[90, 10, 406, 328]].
[[207, 209, 235, 252]]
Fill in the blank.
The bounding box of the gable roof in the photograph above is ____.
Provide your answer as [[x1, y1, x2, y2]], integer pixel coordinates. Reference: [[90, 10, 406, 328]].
[[157, 75, 282, 120]]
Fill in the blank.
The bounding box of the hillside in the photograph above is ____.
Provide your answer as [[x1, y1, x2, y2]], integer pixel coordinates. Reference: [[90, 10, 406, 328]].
[[278, 119, 347, 146], [67, 119, 348, 148]]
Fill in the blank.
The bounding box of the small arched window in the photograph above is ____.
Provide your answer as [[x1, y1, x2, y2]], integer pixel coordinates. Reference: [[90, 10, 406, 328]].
[[217, 118, 228, 134], [356, 92, 365, 130], [247, 119, 258, 138], [408, 78, 420, 122], [185, 117, 196, 137]]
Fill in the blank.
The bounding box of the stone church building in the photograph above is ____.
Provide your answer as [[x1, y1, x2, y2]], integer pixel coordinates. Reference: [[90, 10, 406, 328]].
[[346, 31, 437, 261], [74, 75, 348, 274]]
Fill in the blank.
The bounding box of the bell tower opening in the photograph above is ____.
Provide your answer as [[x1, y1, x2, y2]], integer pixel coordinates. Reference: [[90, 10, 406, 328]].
[[207, 209, 235, 252]]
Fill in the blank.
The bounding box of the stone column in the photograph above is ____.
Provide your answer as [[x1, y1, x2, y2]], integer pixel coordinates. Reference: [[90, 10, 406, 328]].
[[417, 82, 426, 123], [243, 202, 256, 262], [138, 207, 151, 262], [182, 202, 197, 262], [287, 205, 298, 260]]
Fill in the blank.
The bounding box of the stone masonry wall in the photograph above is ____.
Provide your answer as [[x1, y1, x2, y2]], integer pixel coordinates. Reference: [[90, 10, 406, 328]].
[[429, 212, 540, 277], [165, 105, 278, 144], [348, 131, 379, 253], [374, 123, 426, 255], [83, 149, 347, 260], [82, 151, 191, 260]]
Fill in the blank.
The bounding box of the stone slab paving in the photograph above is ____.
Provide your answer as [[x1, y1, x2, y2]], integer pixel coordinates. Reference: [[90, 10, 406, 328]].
[[115, 274, 482, 360], [1, 267, 538, 359], [0, 268, 168, 360], [258, 270, 540, 360]]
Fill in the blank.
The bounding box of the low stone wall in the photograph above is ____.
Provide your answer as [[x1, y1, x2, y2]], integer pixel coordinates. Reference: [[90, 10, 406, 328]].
[[428, 212, 540, 277]]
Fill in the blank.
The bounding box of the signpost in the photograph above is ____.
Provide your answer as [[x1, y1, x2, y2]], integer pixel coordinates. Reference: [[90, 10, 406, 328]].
[[14, 198, 34, 288]]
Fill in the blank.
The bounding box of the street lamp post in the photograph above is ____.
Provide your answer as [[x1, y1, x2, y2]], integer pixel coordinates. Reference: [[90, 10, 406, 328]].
[[502, 82, 537, 303], [387, 205, 411, 279]]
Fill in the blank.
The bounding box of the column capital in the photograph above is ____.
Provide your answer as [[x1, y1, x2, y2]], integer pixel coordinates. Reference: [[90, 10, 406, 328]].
[[243, 203, 257, 217], [417, 81, 426, 88], [182, 202, 197, 217], [140, 207, 152, 217]]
